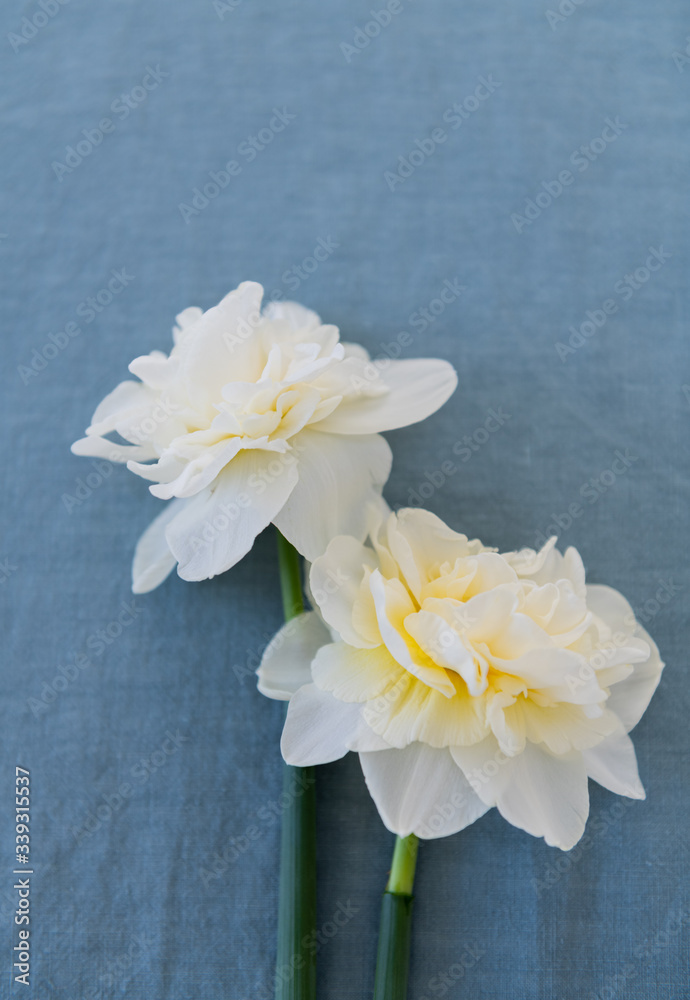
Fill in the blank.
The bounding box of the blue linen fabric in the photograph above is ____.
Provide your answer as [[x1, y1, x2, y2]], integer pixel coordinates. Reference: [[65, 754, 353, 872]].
[[1, 0, 688, 997]]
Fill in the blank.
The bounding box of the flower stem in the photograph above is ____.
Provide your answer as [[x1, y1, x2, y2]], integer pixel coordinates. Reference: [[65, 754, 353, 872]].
[[386, 833, 419, 896], [274, 530, 317, 1000], [373, 834, 419, 1000], [277, 530, 305, 622]]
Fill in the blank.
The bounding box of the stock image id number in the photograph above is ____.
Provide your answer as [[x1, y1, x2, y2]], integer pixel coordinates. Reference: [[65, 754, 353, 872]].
[[15, 767, 30, 865]]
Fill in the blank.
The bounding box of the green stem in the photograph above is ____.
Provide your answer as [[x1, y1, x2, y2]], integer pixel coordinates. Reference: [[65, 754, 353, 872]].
[[277, 531, 305, 622], [386, 833, 418, 896], [274, 530, 317, 1000], [373, 834, 419, 1000]]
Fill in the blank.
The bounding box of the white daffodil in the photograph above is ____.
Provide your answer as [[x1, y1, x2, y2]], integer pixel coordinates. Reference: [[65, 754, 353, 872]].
[[258, 508, 664, 851], [71, 283, 457, 593]]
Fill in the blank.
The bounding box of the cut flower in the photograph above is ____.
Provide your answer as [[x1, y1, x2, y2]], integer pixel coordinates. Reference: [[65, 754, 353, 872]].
[[71, 283, 457, 592], [258, 508, 664, 850]]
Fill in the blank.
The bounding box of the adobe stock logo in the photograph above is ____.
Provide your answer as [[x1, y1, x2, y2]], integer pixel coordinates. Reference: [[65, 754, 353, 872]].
[[340, 1, 407, 62], [511, 117, 628, 233], [8, 0, 70, 53], [555, 246, 671, 362], [178, 108, 296, 223], [51, 66, 168, 181], [17, 268, 135, 384], [384, 78, 501, 192]]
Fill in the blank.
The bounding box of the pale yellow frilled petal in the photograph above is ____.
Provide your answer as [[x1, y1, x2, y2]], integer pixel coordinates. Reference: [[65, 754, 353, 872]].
[[361, 670, 488, 750], [403, 610, 488, 696], [503, 536, 557, 577], [369, 570, 456, 696], [488, 647, 607, 707], [311, 642, 402, 703], [387, 506, 485, 600]]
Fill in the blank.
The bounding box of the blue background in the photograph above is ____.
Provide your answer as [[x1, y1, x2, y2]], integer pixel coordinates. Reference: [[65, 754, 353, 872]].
[[1, 1, 688, 997]]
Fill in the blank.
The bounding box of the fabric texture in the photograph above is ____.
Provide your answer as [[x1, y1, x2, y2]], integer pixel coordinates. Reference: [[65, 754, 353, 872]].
[[1, 1, 688, 996]]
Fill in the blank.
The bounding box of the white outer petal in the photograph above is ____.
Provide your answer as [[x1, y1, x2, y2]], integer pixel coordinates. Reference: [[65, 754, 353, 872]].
[[359, 744, 490, 839], [586, 584, 665, 732], [345, 716, 391, 752], [312, 358, 457, 435], [273, 429, 392, 561], [86, 379, 155, 435], [165, 450, 298, 581], [131, 499, 187, 593], [281, 684, 363, 765], [257, 612, 331, 701], [451, 738, 590, 850], [581, 728, 645, 799], [71, 435, 154, 462]]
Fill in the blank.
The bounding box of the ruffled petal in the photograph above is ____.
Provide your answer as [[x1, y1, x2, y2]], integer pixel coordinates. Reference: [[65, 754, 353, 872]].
[[385, 507, 482, 599], [180, 281, 266, 412], [491, 647, 606, 708], [404, 609, 487, 696], [172, 306, 203, 344], [261, 299, 323, 332], [503, 537, 557, 577], [148, 438, 243, 499], [369, 570, 455, 695], [309, 536, 380, 647], [362, 670, 488, 749], [586, 585, 665, 731], [311, 642, 402, 703]]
